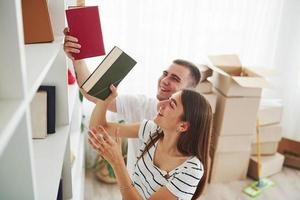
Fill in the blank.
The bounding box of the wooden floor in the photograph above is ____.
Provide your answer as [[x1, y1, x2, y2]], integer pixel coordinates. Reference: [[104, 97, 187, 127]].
[[85, 167, 300, 200]]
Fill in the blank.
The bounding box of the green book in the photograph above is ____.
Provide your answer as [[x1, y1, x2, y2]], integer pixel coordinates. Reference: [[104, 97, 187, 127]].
[[81, 46, 137, 100]]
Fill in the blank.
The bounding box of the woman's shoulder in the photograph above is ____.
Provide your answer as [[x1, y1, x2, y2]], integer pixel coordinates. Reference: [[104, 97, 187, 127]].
[[138, 120, 159, 141], [185, 156, 203, 170], [178, 156, 204, 178]]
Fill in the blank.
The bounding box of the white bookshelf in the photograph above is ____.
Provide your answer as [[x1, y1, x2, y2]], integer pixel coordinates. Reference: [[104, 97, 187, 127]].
[[0, 0, 84, 199]]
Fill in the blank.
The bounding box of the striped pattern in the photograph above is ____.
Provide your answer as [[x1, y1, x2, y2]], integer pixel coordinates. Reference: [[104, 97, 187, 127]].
[[132, 120, 204, 200]]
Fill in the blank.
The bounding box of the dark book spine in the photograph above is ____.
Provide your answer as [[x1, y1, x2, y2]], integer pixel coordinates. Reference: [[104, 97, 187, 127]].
[[56, 179, 63, 200], [38, 85, 56, 133]]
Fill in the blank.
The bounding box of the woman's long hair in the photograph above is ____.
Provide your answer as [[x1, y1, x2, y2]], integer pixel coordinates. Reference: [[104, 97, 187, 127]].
[[136, 89, 213, 199]]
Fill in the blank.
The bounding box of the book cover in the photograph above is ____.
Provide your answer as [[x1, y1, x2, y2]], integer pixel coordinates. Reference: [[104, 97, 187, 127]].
[[39, 85, 56, 134], [30, 91, 47, 139], [21, 0, 54, 44], [81, 46, 137, 100], [65, 6, 105, 60]]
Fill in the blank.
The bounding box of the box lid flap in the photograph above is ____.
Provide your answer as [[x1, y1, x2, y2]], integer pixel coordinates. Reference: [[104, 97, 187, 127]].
[[232, 76, 268, 88], [208, 54, 242, 67]]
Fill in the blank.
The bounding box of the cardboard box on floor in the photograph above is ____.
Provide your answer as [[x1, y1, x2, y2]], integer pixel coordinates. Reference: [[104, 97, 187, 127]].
[[258, 99, 283, 126], [214, 90, 260, 136], [208, 54, 268, 97], [247, 153, 284, 180], [209, 135, 253, 183], [278, 137, 300, 169], [210, 150, 251, 183]]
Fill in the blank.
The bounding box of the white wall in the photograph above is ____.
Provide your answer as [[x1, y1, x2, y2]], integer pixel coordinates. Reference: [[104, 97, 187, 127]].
[[272, 0, 300, 139]]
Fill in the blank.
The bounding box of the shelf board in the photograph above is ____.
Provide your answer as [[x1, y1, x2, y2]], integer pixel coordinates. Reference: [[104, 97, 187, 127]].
[[33, 125, 70, 200], [71, 133, 85, 200], [25, 37, 64, 101], [0, 99, 25, 155]]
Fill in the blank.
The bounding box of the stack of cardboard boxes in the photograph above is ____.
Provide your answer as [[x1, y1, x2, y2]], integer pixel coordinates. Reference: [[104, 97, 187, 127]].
[[247, 99, 284, 179], [206, 55, 268, 183]]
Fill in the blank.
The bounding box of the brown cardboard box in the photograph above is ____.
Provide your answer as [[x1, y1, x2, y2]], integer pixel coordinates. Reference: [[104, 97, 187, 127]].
[[256, 124, 282, 143], [198, 64, 213, 82], [251, 124, 281, 155], [202, 92, 217, 113], [258, 99, 283, 126], [208, 55, 268, 97], [209, 135, 253, 183], [251, 142, 279, 155], [247, 153, 284, 180], [210, 150, 251, 183], [195, 81, 213, 94], [214, 90, 260, 136], [278, 137, 300, 169], [215, 135, 253, 153]]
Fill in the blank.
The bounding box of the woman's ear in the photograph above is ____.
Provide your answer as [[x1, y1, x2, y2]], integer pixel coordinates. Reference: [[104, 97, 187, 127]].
[[178, 121, 190, 133]]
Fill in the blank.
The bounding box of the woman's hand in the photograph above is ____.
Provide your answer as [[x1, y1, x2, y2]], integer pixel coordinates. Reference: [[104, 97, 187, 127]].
[[63, 27, 81, 60], [88, 125, 123, 167], [103, 84, 118, 104]]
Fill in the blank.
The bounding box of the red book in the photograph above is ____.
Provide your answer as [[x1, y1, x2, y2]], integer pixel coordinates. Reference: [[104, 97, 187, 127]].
[[66, 6, 105, 60]]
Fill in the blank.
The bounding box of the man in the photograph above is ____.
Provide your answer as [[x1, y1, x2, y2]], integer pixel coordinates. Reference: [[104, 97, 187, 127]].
[[63, 28, 201, 177]]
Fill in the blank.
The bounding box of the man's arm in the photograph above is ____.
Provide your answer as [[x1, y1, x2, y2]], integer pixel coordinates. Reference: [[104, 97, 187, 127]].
[[63, 28, 117, 111]]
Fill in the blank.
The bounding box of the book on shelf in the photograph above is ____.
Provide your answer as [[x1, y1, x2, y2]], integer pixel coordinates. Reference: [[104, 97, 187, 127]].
[[65, 6, 105, 60], [30, 91, 48, 139], [38, 86, 56, 134], [81, 46, 137, 100], [21, 0, 54, 44], [56, 179, 63, 200]]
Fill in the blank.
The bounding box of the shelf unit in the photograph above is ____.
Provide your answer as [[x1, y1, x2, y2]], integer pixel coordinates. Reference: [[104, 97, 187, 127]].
[[0, 0, 84, 199]]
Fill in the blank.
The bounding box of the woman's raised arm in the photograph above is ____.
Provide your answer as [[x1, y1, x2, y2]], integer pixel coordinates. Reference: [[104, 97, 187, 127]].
[[89, 85, 140, 138]]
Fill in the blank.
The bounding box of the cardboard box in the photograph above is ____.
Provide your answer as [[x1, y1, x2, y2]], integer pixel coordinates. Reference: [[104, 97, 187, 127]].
[[202, 92, 217, 113], [215, 135, 253, 153], [214, 90, 260, 136], [258, 99, 283, 126], [284, 154, 300, 170], [251, 142, 279, 155], [210, 151, 251, 183], [247, 153, 284, 180], [198, 64, 213, 82], [195, 80, 213, 94], [208, 55, 268, 97], [209, 135, 253, 183], [254, 124, 282, 143], [278, 137, 300, 169], [251, 124, 281, 155]]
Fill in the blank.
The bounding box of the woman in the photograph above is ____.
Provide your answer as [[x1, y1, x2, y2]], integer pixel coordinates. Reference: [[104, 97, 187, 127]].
[[88, 85, 212, 200]]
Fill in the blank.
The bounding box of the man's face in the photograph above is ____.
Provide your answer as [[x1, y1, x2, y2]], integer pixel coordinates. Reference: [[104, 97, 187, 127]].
[[156, 63, 191, 101]]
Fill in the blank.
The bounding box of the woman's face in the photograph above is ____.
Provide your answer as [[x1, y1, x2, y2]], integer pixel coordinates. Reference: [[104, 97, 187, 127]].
[[154, 91, 184, 131]]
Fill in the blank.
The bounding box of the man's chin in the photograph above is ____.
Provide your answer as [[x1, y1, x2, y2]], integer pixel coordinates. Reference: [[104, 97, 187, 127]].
[[156, 92, 170, 101]]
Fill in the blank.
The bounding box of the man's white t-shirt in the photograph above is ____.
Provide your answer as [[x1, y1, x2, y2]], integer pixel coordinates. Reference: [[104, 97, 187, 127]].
[[116, 94, 158, 177]]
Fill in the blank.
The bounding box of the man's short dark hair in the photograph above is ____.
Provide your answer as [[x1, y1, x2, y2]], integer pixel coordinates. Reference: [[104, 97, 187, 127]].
[[173, 59, 201, 87]]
